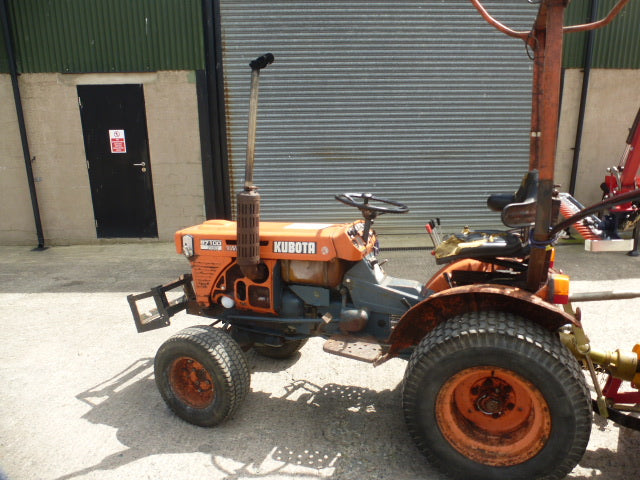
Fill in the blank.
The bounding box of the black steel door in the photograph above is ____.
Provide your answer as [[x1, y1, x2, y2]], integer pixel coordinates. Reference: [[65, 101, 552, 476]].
[[78, 84, 158, 238]]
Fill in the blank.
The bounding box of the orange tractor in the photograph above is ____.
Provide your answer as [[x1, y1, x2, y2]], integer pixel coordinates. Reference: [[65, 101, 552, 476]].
[[129, 2, 640, 479]]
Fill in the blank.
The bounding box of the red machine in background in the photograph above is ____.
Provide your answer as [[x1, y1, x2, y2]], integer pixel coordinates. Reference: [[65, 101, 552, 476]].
[[559, 106, 640, 255], [600, 106, 640, 255]]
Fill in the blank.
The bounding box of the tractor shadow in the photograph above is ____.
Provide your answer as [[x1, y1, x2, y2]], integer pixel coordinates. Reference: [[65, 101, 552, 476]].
[[58, 357, 437, 480], [569, 413, 640, 479], [58, 356, 640, 480]]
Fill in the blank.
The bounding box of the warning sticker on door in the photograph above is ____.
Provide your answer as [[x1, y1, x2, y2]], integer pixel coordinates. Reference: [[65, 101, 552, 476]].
[[109, 129, 127, 153]]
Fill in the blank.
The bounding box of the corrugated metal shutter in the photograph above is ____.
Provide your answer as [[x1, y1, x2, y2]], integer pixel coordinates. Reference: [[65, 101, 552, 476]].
[[220, 1, 538, 237]]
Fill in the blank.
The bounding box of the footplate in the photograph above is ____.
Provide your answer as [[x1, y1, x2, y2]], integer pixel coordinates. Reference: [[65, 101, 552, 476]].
[[323, 334, 382, 363], [127, 274, 194, 333]]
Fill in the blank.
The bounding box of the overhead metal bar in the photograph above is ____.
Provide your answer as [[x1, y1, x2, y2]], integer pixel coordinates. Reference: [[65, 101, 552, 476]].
[[563, 0, 631, 33]]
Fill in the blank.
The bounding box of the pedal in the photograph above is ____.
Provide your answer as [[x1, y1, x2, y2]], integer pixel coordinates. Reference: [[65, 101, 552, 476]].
[[323, 334, 382, 363]]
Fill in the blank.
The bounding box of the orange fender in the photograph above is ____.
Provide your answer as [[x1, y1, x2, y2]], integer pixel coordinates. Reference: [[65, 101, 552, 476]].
[[384, 284, 578, 360]]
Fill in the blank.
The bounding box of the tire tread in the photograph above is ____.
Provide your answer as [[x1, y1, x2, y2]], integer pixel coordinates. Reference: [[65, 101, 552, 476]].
[[156, 325, 249, 425], [402, 310, 591, 480]]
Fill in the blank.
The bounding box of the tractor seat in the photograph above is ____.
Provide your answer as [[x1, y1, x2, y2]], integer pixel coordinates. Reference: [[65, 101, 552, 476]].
[[434, 228, 528, 265], [433, 171, 540, 264], [487, 170, 539, 228]]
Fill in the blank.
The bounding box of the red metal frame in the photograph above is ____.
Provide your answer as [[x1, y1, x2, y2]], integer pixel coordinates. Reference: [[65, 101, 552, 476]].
[[604, 107, 640, 208], [602, 376, 640, 405], [620, 108, 640, 191]]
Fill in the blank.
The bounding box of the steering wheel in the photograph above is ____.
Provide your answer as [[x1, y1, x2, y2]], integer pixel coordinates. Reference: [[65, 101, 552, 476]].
[[335, 193, 408, 244], [334, 193, 409, 217]]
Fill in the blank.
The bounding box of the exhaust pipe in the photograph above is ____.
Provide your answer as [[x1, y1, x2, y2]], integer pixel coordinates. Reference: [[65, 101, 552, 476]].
[[237, 188, 261, 280], [237, 53, 274, 281]]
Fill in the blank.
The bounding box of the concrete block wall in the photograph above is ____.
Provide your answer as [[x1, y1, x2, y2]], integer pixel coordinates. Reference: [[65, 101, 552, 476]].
[[556, 69, 640, 207], [142, 71, 205, 239], [0, 75, 36, 244], [0, 71, 205, 245], [21, 73, 97, 244]]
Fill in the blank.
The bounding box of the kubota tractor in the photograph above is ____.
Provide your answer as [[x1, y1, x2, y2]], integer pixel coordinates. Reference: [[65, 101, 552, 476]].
[[128, 2, 640, 479]]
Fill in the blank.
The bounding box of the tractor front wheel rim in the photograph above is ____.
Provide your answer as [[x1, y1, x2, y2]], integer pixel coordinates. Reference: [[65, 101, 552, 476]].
[[169, 357, 216, 409]]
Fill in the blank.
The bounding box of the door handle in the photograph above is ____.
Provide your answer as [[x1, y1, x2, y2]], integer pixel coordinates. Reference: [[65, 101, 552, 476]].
[[133, 162, 146, 167]]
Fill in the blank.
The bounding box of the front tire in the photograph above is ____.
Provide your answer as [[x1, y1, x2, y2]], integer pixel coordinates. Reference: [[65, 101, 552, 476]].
[[402, 310, 591, 480], [154, 325, 250, 427]]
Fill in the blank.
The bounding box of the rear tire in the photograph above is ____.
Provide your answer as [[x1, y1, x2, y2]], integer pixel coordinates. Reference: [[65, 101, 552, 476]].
[[402, 310, 591, 480], [154, 325, 250, 427], [254, 338, 308, 359]]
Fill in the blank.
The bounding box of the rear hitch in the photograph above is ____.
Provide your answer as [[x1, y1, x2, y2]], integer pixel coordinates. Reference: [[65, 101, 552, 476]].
[[127, 274, 195, 333]]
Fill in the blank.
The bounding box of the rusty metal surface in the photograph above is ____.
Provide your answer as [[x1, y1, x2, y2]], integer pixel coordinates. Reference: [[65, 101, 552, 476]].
[[386, 284, 577, 358], [435, 365, 551, 467], [323, 334, 382, 363], [169, 357, 216, 409], [527, 2, 566, 291]]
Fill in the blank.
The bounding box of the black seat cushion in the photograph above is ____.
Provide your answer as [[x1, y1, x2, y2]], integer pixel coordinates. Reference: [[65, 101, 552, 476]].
[[434, 229, 528, 265], [487, 170, 539, 212]]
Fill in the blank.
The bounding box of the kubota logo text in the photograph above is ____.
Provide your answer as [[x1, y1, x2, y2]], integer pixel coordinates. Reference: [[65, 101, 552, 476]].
[[273, 241, 317, 254]]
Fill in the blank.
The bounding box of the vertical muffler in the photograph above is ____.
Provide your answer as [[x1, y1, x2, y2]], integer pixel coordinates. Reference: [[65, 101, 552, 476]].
[[237, 53, 273, 281]]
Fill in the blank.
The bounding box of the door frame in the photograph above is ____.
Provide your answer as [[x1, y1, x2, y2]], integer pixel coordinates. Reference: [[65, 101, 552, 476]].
[[77, 82, 158, 238]]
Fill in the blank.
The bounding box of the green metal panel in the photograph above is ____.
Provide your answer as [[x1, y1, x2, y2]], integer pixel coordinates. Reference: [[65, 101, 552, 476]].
[[1, 0, 204, 73], [564, 0, 640, 68], [0, 0, 15, 73], [0, 20, 8, 72], [563, 0, 590, 68]]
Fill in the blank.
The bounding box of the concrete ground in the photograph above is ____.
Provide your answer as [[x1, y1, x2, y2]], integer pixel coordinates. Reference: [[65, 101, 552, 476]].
[[0, 240, 639, 480]]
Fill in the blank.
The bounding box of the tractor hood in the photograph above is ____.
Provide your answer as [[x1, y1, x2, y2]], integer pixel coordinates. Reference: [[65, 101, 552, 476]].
[[175, 219, 376, 262]]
